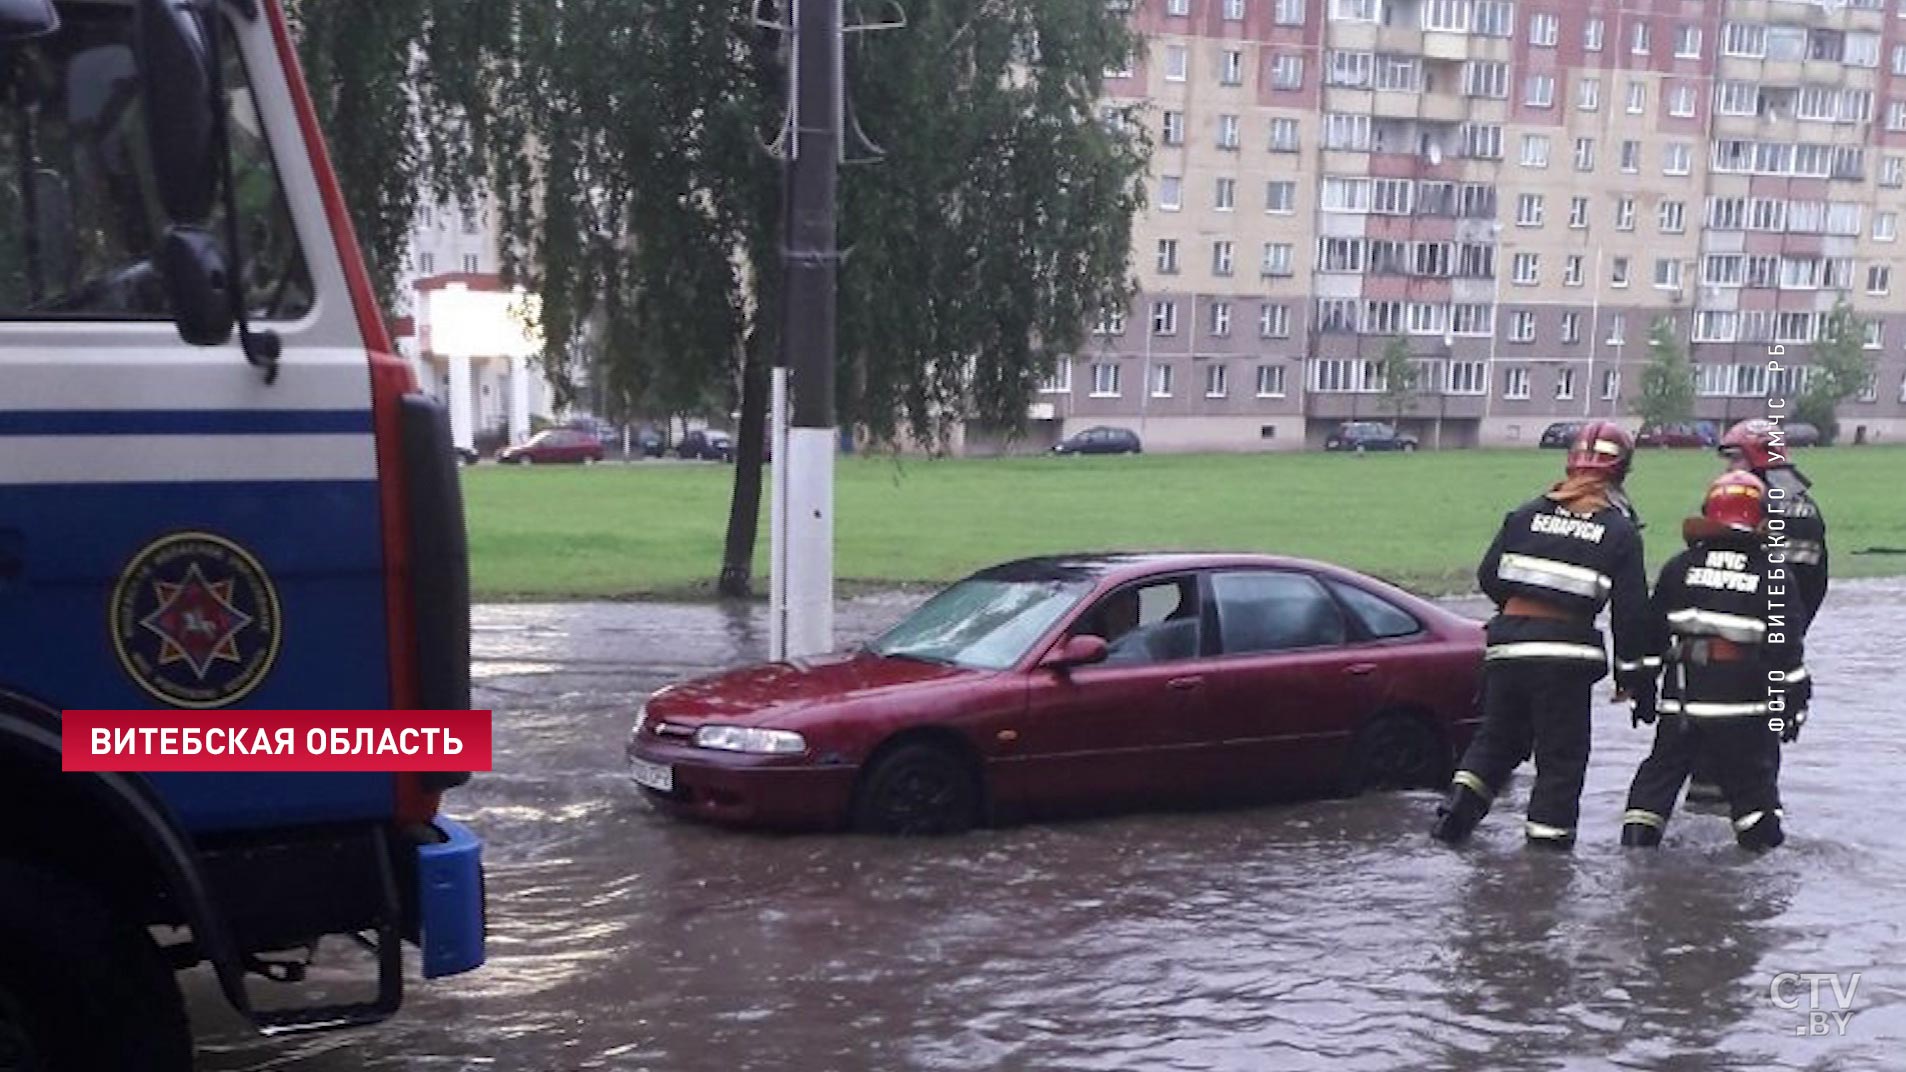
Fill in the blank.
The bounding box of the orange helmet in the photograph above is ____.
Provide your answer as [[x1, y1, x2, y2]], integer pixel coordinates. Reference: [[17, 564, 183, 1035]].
[[1702, 470, 1766, 533], [1566, 421, 1634, 479], [1719, 418, 1787, 471]]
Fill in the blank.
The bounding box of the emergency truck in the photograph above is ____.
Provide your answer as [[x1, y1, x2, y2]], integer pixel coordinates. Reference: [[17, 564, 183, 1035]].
[[0, 0, 485, 1067]]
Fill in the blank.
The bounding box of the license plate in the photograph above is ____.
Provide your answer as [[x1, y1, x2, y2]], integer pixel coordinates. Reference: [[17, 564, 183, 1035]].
[[628, 756, 674, 793]]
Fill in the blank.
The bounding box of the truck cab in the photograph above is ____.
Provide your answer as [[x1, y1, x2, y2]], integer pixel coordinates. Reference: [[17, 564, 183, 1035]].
[[0, 0, 484, 1067]]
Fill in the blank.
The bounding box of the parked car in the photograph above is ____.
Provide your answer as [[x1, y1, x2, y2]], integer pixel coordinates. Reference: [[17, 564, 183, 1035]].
[[454, 445, 479, 466], [1324, 422, 1418, 452], [678, 429, 735, 462], [498, 428, 606, 465], [1052, 426, 1142, 455], [1636, 421, 1718, 449], [635, 426, 666, 458], [1783, 421, 1822, 448], [1539, 421, 1584, 449], [626, 552, 1485, 834]]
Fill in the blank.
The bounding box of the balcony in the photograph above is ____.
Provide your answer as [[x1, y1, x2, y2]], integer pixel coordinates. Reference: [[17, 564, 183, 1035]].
[[1422, 30, 1469, 62]]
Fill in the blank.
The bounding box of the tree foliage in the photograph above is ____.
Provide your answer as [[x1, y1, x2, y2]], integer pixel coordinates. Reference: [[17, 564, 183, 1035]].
[[1793, 298, 1873, 444], [1375, 337, 1418, 428], [1632, 315, 1694, 430]]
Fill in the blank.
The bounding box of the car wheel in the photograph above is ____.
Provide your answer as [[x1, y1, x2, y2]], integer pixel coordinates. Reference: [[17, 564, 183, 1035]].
[[0, 860, 193, 1072], [1402, 442, 1417, 453], [851, 742, 979, 836], [1338, 713, 1447, 796]]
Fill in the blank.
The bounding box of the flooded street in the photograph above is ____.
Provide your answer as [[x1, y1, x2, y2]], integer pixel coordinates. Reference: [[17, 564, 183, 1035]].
[[193, 580, 1906, 1071]]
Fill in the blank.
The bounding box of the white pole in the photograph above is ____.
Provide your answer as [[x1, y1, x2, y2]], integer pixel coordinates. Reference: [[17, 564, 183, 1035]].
[[448, 351, 474, 452], [769, 368, 791, 662], [509, 354, 531, 446]]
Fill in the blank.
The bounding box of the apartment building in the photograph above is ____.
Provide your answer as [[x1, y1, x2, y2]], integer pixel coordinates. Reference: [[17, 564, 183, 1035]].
[[1032, 0, 1906, 450]]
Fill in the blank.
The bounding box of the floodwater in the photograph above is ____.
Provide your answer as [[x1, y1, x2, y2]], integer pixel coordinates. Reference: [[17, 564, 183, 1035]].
[[191, 580, 1906, 1071]]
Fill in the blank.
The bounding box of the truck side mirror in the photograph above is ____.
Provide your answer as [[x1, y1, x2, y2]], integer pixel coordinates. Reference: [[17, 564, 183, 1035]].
[[135, 0, 234, 346], [135, 0, 218, 223], [0, 0, 58, 40]]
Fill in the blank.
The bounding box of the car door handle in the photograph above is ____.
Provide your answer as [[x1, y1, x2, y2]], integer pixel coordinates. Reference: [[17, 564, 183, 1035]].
[[1345, 663, 1377, 676], [1167, 676, 1205, 691]]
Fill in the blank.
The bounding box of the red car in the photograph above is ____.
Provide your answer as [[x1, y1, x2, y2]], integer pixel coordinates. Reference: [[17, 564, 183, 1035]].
[[627, 553, 1484, 833], [1635, 422, 1718, 449], [498, 428, 606, 465]]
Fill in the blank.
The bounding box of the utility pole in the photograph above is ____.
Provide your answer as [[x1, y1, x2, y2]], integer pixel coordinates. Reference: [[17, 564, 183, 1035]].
[[779, 0, 842, 659]]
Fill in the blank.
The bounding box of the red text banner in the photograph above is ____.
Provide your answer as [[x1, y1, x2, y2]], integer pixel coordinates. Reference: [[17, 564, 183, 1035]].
[[61, 710, 493, 772]]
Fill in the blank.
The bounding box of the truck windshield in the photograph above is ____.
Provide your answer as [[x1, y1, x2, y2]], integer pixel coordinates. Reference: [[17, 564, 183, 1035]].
[[0, 2, 311, 321]]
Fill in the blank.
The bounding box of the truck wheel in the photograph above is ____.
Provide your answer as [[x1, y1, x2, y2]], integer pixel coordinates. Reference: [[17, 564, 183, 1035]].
[[0, 860, 192, 1072]]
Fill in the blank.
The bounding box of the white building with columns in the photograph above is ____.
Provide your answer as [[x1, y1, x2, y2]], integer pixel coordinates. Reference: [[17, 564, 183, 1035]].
[[389, 197, 569, 452]]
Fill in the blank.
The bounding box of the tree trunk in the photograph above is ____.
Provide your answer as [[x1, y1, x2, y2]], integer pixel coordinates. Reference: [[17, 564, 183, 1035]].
[[717, 335, 771, 598]]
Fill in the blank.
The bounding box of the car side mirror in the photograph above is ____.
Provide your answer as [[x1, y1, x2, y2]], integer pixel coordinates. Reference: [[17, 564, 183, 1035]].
[[0, 0, 58, 40], [1041, 634, 1108, 671]]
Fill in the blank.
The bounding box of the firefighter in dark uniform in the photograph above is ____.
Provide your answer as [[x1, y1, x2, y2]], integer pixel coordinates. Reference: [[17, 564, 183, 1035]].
[[1622, 471, 1807, 852], [1431, 421, 1660, 849], [1684, 418, 1828, 804]]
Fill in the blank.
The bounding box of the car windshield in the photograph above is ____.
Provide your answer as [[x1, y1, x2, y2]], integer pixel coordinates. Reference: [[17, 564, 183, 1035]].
[[868, 577, 1093, 671]]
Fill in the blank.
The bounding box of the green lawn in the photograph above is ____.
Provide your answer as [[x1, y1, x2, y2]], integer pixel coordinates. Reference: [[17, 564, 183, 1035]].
[[462, 446, 1906, 601]]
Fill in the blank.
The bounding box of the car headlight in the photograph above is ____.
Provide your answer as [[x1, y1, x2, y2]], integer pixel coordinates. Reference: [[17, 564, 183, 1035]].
[[693, 725, 808, 755], [631, 703, 649, 739]]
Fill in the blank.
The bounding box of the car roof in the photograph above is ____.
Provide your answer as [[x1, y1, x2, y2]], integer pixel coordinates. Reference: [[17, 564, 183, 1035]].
[[973, 551, 1385, 587]]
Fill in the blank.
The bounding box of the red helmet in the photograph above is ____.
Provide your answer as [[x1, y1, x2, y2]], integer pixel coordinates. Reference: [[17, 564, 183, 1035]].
[[1702, 470, 1766, 532], [1719, 418, 1788, 471], [1566, 421, 1634, 479]]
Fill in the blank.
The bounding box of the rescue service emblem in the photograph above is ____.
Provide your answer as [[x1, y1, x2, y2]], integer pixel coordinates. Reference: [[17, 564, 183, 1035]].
[[111, 532, 281, 708]]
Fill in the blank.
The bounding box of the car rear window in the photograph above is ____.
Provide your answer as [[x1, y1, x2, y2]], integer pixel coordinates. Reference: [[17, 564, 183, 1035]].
[[1325, 580, 1424, 640]]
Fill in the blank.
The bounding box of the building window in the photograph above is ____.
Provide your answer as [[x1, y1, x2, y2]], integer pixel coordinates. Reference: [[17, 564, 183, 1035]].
[[1212, 241, 1235, 278], [1654, 258, 1683, 291], [1620, 141, 1641, 173], [1327, 50, 1373, 88], [1091, 362, 1121, 397], [1039, 362, 1072, 394], [1210, 301, 1232, 336], [1612, 257, 1631, 286], [461, 254, 479, 273], [1516, 193, 1544, 227], [1879, 212, 1899, 241], [1669, 84, 1696, 118], [1218, 114, 1241, 149], [1206, 363, 1230, 398], [1676, 25, 1701, 58], [1271, 53, 1304, 90], [1631, 21, 1651, 55], [1578, 77, 1601, 111], [1222, 50, 1244, 86], [1509, 312, 1536, 342], [1564, 254, 1584, 286], [1869, 265, 1892, 295], [1162, 110, 1185, 145], [1260, 303, 1290, 338], [1215, 178, 1237, 211], [1165, 45, 1188, 81], [1560, 312, 1581, 343], [1525, 74, 1555, 108], [1152, 300, 1178, 335], [1263, 242, 1294, 276], [1151, 364, 1174, 398], [1464, 61, 1509, 99], [1332, 0, 1378, 20], [1373, 179, 1413, 215], [1256, 364, 1287, 397], [1601, 369, 1620, 401], [1568, 196, 1589, 229], [1585, 17, 1604, 52], [1473, 1, 1513, 37], [1504, 366, 1531, 398], [1606, 312, 1627, 343], [1625, 80, 1645, 114], [1520, 134, 1550, 168], [1885, 156, 1906, 188], [1093, 308, 1127, 335], [1694, 311, 1737, 342], [1530, 12, 1558, 47], [1574, 137, 1595, 171], [1889, 102, 1906, 133], [1224, 0, 1245, 20], [1375, 55, 1422, 91], [1265, 180, 1296, 214], [1461, 123, 1503, 160], [1659, 201, 1686, 234], [1555, 367, 1577, 400], [1865, 321, 1885, 350], [1157, 238, 1179, 274], [1448, 361, 1487, 395], [1513, 252, 1539, 285], [1158, 176, 1183, 211], [1450, 303, 1495, 336], [1616, 197, 1636, 231], [1274, 0, 1305, 25], [1167, 0, 1188, 14], [1663, 143, 1691, 175], [418, 252, 435, 274], [1270, 118, 1300, 153]]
